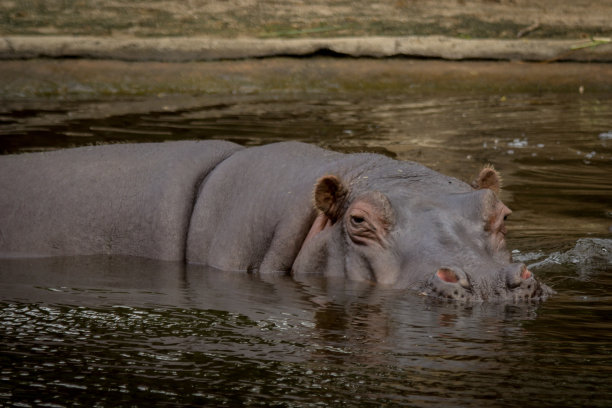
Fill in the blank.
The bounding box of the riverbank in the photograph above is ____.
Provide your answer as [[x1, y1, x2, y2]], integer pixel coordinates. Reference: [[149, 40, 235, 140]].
[[0, 0, 610, 62], [1, 35, 611, 62]]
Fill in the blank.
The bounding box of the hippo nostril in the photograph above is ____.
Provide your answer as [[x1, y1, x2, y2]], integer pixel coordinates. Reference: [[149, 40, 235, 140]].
[[436, 267, 472, 290], [505, 263, 533, 289], [520, 265, 532, 280], [436, 267, 458, 283], [429, 268, 474, 300]]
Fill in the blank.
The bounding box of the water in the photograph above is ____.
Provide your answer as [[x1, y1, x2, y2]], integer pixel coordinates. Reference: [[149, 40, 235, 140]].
[[0, 59, 611, 406], [1, 253, 610, 407]]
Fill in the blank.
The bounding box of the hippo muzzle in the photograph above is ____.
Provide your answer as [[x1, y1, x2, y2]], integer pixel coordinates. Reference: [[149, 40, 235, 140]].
[[423, 263, 554, 302]]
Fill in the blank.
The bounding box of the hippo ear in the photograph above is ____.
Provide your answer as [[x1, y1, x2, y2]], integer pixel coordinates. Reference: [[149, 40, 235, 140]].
[[313, 175, 348, 223], [471, 165, 502, 195]]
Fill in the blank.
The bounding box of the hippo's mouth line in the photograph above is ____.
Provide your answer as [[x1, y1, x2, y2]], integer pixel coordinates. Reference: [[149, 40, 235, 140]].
[[417, 279, 554, 303]]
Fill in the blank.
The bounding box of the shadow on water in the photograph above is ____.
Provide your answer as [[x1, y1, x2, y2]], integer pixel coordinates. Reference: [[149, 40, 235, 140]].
[[0, 59, 611, 406]]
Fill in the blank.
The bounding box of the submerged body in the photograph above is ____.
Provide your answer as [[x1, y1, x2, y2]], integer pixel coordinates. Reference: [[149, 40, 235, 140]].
[[0, 141, 552, 302]]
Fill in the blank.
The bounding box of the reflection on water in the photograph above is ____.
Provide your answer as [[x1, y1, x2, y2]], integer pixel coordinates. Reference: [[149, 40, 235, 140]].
[[0, 253, 610, 407], [0, 76, 611, 406]]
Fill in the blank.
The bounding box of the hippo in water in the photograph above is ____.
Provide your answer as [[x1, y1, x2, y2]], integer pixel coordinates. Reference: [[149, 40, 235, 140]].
[[0, 141, 552, 302]]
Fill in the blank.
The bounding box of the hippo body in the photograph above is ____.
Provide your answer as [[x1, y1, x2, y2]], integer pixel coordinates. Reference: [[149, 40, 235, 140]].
[[0, 141, 552, 302]]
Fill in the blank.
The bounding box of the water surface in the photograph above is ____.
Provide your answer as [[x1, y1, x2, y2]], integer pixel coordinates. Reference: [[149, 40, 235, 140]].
[[0, 59, 610, 406]]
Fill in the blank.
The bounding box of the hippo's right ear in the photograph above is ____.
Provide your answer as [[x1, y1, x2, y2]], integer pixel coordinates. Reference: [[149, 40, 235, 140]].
[[313, 175, 348, 223], [471, 165, 502, 195]]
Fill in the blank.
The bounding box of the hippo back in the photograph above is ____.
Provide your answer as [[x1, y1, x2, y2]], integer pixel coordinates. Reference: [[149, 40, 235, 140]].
[[0, 141, 241, 260]]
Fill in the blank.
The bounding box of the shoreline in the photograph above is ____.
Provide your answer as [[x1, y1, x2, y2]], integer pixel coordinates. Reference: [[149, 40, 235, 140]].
[[2, 35, 611, 63]]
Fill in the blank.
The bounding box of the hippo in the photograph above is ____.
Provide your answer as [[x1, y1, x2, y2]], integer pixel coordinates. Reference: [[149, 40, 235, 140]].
[[0, 141, 552, 302]]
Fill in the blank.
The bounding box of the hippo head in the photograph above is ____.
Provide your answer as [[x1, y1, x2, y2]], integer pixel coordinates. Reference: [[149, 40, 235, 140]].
[[292, 165, 553, 303]]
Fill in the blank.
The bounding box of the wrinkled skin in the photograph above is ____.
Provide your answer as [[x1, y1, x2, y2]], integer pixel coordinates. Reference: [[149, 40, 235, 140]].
[[0, 141, 553, 302], [290, 163, 552, 302]]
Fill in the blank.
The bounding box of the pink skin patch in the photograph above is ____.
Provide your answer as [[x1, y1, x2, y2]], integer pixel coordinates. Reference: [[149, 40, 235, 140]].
[[436, 268, 459, 283], [302, 213, 331, 247], [521, 265, 532, 280], [345, 197, 392, 247], [489, 201, 512, 252]]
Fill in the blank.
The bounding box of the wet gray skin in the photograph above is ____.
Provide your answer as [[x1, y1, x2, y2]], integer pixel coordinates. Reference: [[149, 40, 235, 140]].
[[290, 156, 553, 303], [391, 190, 551, 302], [0, 141, 552, 302]]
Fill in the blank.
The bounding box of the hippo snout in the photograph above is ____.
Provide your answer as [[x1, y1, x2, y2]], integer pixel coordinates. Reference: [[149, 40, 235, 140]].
[[423, 263, 552, 302], [501, 263, 553, 302], [424, 267, 474, 301], [503, 263, 532, 289]]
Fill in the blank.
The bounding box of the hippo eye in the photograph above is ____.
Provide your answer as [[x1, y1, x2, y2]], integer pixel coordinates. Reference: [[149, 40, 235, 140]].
[[351, 215, 365, 224]]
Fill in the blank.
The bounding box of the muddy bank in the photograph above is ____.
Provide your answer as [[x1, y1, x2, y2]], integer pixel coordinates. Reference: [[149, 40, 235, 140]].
[[2, 35, 612, 62]]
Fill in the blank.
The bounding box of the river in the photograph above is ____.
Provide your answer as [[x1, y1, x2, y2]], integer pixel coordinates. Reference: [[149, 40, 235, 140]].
[[0, 58, 610, 406]]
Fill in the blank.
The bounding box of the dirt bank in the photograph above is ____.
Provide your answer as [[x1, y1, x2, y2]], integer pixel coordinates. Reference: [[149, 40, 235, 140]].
[[0, 0, 610, 62], [1, 35, 611, 62]]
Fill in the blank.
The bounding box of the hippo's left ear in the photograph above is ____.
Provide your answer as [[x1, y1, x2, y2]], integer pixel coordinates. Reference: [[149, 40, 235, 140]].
[[471, 165, 502, 195], [313, 175, 348, 223]]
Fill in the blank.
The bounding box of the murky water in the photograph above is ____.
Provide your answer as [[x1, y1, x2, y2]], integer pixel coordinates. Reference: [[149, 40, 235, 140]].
[[1, 60, 611, 406]]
